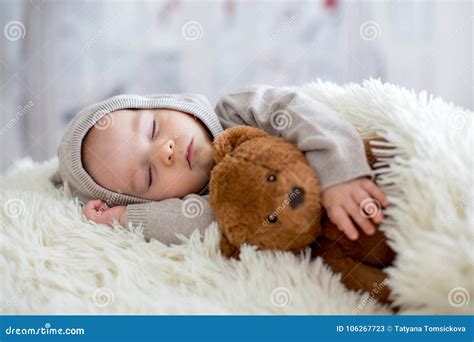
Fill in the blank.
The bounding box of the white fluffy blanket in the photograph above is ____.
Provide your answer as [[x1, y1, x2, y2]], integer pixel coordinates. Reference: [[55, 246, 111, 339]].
[[1, 79, 472, 315]]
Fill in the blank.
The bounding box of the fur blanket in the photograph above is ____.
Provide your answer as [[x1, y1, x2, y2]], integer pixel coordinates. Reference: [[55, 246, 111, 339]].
[[1, 79, 472, 314]]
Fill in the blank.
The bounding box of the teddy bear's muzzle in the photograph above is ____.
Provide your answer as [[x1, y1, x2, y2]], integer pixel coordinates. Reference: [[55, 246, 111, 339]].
[[289, 186, 305, 208]]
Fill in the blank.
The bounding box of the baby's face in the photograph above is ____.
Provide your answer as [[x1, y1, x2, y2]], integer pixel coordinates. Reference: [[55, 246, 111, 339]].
[[82, 108, 215, 200]]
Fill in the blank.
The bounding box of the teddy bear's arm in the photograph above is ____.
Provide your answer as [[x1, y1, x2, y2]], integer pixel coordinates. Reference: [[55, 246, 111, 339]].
[[315, 237, 392, 304]]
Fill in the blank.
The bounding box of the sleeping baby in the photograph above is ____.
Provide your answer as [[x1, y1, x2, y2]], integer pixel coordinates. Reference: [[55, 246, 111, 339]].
[[49, 84, 388, 244]]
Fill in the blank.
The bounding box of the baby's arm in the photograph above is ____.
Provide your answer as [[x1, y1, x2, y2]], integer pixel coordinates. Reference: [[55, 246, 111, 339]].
[[215, 84, 387, 240], [83, 194, 214, 244]]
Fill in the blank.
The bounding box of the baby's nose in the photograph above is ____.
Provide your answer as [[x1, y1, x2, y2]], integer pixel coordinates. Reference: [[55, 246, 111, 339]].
[[150, 139, 175, 167], [161, 139, 175, 166]]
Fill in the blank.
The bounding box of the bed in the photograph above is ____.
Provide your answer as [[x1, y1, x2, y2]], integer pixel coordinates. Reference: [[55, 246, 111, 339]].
[[1, 79, 472, 314]]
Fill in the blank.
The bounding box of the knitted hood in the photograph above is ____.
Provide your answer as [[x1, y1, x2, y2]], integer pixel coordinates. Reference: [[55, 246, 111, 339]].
[[49, 93, 224, 206]]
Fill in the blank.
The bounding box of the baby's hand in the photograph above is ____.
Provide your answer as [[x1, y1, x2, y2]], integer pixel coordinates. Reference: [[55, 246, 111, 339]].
[[83, 200, 126, 227], [321, 177, 388, 240]]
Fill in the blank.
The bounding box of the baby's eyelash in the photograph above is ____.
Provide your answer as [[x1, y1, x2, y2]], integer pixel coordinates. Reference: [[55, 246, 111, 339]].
[[148, 165, 152, 187], [151, 120, 156, 139]]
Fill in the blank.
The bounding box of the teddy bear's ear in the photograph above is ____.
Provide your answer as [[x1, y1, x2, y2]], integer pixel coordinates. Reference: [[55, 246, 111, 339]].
[[213, 126, 269, 163]]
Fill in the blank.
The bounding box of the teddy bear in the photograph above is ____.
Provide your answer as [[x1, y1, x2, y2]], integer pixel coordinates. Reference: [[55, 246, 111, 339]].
[[209, 125, 396, 305]]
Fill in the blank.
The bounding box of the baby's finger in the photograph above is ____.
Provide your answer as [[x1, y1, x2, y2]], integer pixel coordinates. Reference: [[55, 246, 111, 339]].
[[85, 199, 103, 211], [360, 197, 384, 224], [84, 200, 98, 209], [371, 206, 384, 224], [345, 200, 376, 235], [361, 179, 388, 207], [351, 191, 384, 225], [93, 200, 109, 213], [98, 202, 109, 212], [328, 207, 359, 240]]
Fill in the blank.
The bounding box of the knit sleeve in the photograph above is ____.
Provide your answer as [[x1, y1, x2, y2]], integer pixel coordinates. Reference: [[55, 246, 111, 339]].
[[123, 194, 214, 244], [214, 84, 373, 191]]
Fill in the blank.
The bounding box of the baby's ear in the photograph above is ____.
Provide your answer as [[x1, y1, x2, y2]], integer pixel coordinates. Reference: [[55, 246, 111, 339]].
[[213, 126, 268, 163]]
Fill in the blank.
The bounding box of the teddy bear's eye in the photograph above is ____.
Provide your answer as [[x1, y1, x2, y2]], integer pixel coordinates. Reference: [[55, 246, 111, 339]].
[[266, 214, 278, 224], [267, 175, 277, 182]]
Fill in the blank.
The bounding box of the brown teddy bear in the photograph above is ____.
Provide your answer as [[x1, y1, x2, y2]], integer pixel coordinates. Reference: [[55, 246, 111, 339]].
[[209, 125, 396, 305]]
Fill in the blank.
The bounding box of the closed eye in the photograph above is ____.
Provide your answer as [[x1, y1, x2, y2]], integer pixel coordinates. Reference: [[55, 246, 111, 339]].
[[150, 119, 156, 140], [148, 164, 153, 187], [148, 117, 159, 187]]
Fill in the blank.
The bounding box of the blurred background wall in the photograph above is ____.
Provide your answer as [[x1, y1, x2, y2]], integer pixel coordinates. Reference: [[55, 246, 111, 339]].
[[0, 0, 472, 173]]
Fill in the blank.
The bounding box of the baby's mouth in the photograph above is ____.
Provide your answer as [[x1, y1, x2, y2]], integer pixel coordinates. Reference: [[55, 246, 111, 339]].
[[186, 138, 194, 170]]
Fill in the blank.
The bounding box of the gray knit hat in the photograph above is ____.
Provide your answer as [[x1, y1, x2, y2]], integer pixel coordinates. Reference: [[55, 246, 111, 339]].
[[49, 93, 224, 206]]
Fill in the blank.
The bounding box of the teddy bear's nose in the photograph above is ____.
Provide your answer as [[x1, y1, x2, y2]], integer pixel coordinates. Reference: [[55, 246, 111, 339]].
[[289, 186, 305, 209]]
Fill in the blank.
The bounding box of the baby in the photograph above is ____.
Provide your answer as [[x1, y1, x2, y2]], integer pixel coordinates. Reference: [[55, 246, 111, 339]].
[[50, 84, 387, 244]]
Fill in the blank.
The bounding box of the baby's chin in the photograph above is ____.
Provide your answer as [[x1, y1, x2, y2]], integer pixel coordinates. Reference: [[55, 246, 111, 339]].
[[188, 173, 212, 195]]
